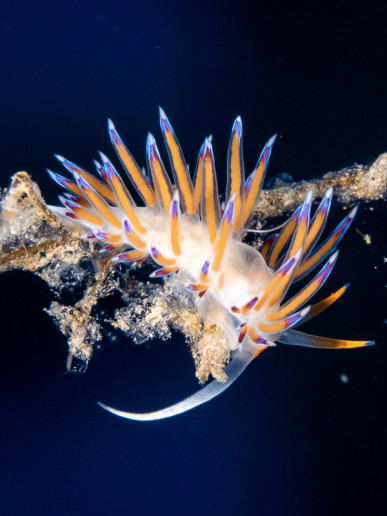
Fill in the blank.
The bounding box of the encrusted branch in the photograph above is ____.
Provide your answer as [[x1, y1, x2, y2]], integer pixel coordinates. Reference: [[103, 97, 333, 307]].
[[0, 151, 386, 378], [257, 152, 387, 220]]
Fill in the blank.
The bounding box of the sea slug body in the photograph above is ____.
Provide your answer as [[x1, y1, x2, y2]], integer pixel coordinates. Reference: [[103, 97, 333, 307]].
[[47, 108, 374, 421]]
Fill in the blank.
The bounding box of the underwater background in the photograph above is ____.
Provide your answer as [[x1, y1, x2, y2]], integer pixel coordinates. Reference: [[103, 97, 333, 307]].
[[1, 1, 386, 515]]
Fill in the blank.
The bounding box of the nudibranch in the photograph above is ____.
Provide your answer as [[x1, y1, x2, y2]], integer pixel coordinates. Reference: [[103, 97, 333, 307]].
[[48, 108, 373, 421]]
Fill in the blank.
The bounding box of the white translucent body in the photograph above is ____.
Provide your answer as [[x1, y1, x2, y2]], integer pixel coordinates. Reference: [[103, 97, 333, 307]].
[[52, 203, 275, 351]]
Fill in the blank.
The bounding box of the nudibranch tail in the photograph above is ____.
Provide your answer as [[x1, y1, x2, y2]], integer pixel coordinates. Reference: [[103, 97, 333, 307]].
[[97, 344, 268, 421], [47, 108, 373, 421]]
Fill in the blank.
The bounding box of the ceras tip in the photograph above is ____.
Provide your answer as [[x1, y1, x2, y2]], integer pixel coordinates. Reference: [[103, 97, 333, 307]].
[[107, 120, 120, 144], [111, 253, 129, 262], [286, 306, 311, 328], [73, 172, 87, 187], [348, 206, 358, 219], [319, 187, 333, 212], [146, 133, 158, 161], [267, 134, 278, 147], [204, 138, 213, 157], [110, 255, 122, 262], [94, 160, 110, 183], [326, 185, 334, 198], [47, 169, 69, 187], [63, 193, 76, 200], [158, 106, 167, 120], [58, 194, 68, 205], [305, 188, 313, 205], [147, 132, 156, 146], [98, 151, 110, 165], [232, 116, 242, 139], [62, 198, 77, 209], [298, 189, 313, 224], [328, 250, 339, 264], [93, 159, 102, 171]]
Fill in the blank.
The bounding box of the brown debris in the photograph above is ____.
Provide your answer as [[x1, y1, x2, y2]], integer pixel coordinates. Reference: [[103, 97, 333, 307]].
[[190, 323, 230, 383], [45, 260, 116, 367]]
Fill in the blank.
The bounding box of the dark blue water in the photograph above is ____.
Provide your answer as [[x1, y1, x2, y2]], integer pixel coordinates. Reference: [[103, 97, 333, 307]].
[[1, 1, 386, 515]]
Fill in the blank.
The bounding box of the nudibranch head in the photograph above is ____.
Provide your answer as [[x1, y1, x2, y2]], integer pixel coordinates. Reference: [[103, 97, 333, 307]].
[[48, 109, 374, 421]]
